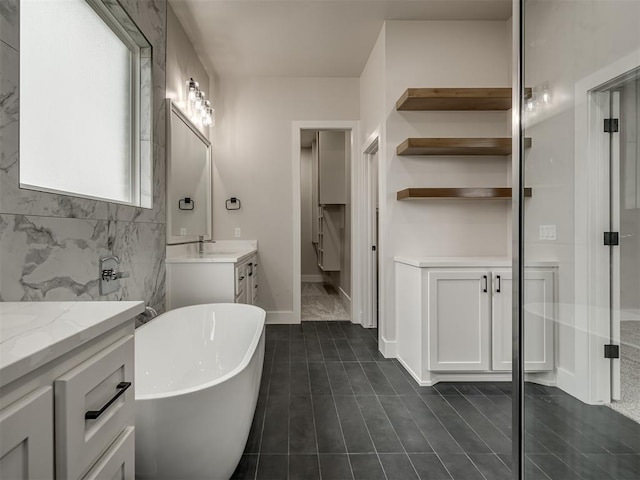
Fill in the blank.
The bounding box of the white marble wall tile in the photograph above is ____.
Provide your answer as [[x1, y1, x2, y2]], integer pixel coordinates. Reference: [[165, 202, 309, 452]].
[[111, 220, 166, 310], [141, 56, 152, 142], [153, 61, 167, 149], [0, 0, 18, 50], [0, 214, 165, 309], [0, 214, 113, 301], [1, 1, 168, 312]]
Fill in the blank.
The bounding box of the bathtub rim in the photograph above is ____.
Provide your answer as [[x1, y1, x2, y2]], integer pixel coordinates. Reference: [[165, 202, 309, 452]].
[[134, 303, 266, 401]]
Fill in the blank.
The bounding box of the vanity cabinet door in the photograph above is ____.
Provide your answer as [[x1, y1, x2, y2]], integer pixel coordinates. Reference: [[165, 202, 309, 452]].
[[427, 270, 491, 371], [82, 427, 134, 480], [0, 386, 54, 480], [492, 269, 555, 371], [55, 335, 134, 480]]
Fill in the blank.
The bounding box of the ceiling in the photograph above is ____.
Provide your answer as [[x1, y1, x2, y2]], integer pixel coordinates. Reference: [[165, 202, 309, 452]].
[[169, 0, 512, 79]]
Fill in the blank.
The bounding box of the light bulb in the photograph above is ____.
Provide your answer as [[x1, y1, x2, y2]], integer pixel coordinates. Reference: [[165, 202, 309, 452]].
[[187, 78, 199, 102]]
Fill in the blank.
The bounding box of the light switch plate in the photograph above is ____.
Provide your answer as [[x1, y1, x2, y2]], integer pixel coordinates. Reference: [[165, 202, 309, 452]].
[[539, 224, 557, 241], [235, 227, 241, 238]]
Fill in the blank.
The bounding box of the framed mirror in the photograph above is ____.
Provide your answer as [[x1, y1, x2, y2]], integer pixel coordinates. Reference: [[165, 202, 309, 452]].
[[166, 99, 212, 244]]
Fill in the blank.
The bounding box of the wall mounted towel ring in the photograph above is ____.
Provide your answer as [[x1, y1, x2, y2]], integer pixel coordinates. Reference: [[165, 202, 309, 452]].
[[225, 197, 241, 210], [179, 197, 195, 210]]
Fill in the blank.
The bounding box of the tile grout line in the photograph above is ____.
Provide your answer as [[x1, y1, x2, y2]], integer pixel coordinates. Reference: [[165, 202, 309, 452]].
[[254, 338, 277, 480]]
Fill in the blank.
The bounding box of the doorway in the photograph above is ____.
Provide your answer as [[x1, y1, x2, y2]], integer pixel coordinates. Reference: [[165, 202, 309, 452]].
[[602, 74, 640, 422], [363, 137, 379, 328], [297, 127, 352, 322]]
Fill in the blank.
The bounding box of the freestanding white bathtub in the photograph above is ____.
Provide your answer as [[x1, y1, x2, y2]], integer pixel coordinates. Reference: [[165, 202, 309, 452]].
[[134, 303, 265, 480]]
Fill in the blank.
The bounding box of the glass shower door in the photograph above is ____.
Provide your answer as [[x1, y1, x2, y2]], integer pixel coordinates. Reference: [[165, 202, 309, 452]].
[[519, 0, 640, 478]]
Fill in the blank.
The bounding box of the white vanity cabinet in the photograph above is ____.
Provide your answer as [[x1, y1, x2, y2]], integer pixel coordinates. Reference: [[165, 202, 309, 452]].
[[0, 386, 54, 479], [167, 251, 259, 309], [395, 258, 557, 385], [0, 302, 143, 480], [426, 270, 492, 372], [490, 269, 555, 372]]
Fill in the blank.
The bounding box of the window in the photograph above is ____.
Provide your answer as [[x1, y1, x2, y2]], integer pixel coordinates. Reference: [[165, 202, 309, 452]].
[[20, 0, 152, 208]]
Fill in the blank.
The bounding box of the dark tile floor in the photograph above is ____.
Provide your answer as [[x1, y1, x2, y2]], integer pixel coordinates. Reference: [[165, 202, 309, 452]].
[[231, 321, 640, 480]]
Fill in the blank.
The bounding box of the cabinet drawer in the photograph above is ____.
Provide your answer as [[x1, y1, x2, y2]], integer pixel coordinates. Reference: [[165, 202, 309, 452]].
[[0, 387, 54, 480], [235, 264, 246, 293], [55, 335, 134, 480], [82, 426, 134, 480]]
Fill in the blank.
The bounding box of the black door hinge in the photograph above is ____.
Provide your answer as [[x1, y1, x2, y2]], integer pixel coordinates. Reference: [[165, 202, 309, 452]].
[[604, 232, 619, 246], [604, 344, 620, 359], [604, 118, 619, 133], [372, 246, 376, 251]]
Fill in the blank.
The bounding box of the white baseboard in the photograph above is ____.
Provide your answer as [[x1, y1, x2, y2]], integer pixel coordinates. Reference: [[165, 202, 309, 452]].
[[266, 311, 300, 324], [301, 275, 325, 283], [423, 373, 512, 387], [379, 337, 397, 358], [337, 286, 351, 309], [397, 356, 422, 384]]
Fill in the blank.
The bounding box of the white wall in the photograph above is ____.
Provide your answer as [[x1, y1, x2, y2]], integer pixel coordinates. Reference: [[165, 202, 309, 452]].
[[212, 77, 359, 318], [300, 147, 323, 279], [523, 0, 640, 400], [360, 21, 512, 350]]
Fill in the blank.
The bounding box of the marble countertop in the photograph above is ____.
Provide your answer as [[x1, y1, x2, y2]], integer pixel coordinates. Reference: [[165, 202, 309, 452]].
[[166, 240, 257, 264], [0, 301, 144, 388], [394, 257, 559, 268]]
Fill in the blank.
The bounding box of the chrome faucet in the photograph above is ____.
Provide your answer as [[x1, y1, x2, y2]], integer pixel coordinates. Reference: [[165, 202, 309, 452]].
[[198, 235, 204, 255]]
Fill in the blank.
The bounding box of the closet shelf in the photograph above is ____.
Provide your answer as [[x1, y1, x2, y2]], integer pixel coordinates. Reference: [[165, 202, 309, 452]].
[[397, 187, 533, 200], [397, 137, 532, 156], [395, 87, 532, 111]]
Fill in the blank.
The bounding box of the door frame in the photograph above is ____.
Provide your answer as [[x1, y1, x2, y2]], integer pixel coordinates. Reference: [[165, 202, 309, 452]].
[[361, 135, 380, 328], [291, 121, 359, 324], [574, 50, 640, 403]]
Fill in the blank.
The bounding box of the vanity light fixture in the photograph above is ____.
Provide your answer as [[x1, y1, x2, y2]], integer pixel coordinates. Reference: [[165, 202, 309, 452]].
[[186, 77, 215, 127]]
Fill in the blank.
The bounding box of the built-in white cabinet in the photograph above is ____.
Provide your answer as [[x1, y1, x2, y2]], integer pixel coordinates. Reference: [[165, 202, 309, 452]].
[[310, 131, 347, 271], [318, 131, 347, 204], [395, 258, 557, 385], [167, 252, 259, 309], [491, 269, 555, 372], [0, 387, 54, 480], [427, 270, 491, 371], [317, 205, 342, 271], [0, 302, 140, 480]]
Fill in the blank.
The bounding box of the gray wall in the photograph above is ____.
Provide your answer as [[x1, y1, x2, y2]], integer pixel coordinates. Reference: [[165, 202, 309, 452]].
[[0, 1, 168, 315]]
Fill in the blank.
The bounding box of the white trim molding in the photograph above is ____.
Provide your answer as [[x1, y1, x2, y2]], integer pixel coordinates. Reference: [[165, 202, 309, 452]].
[[573, 47, 640, 404], [266, 311, 299, 325], [291, 120, 360, 327]]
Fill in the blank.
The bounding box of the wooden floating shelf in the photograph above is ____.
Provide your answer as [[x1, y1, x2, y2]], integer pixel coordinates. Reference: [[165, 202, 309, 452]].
[[396, 87, 532, 111], [397, 188, 533, 200], [397, 137, 532, 156]]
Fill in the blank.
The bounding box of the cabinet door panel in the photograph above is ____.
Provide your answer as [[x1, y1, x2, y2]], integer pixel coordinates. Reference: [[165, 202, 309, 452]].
[[55, 335, 134, 480], [0, 387, 53, 480], [428, 271, 491, 371], [82, 427, 134, 480], [318, 131, 346, 204], [492, 269, 555, 371]]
